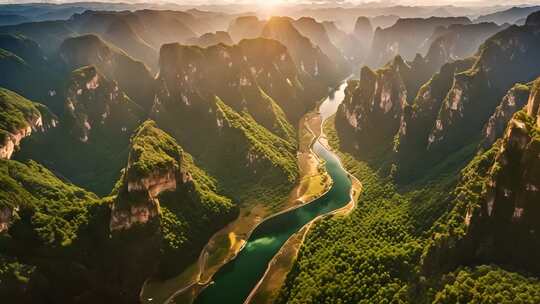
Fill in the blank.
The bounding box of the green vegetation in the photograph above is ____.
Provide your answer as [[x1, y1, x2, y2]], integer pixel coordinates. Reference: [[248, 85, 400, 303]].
[[0, 159, 98, 246], [277, 116, 538, 303], [431, 266, 540, 304], [0, 87, 44, 136], [215, 97, 297, 183], [277, 117, 449, 303], [0, 254, 35, 299], [118, 120, 237, 276], [257, 88, 296, 144], [127, 120, 181, 178], [0, 48, 26, 65]]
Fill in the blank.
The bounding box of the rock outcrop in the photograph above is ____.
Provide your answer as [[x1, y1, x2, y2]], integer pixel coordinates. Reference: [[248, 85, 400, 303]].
[[109, 120, 237, 278], [0, 206, 13, 233], [292, 17, 347, 71], [481, 82, 532, 149], [463, 78, 540, 274], [424, 22, 504, 72], [336, 55, 435, 155], [0, 87, 55, 159], [262, 17, 344, 89], [59, 34, 156, 111], [64, 65, 143, 143], [394, 58, 475, 172], [427, 19, 540, 154], [187, 31, 233, 48], [367, 17, 471, 68], [110, 120, 185, 231], [228, 16, 265, 43], [353, 16, 373, 43], [155, 38, 304, 137]]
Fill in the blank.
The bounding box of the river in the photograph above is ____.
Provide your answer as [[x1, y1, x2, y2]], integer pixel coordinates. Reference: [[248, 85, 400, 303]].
[[193, 81, 352, 304]]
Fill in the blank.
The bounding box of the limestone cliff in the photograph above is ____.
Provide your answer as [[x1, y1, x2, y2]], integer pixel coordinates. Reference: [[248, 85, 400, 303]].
[[394, 58, 475, 172], [109, 120, 236, 277], [422, 77, 540, 276], [262, 17, 344, 89], [466, 78, 540, 274], [153, 40, 298, 206], [367, 17, 471, 68], [59, 34, 156, 111], [64, 65, 143, 143], [156, 37, 306, 129], [0, 87, 56, 159], [292, 17, 347, 72], [427, 19, 540, 153], [336, 56, 432, 155], [110, 120, 185, 230], [481, 82, 532, 149]]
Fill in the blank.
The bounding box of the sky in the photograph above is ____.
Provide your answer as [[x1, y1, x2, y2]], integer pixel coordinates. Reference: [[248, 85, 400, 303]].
[[2, 0, 540, 5], [1, 0, 540, 8]]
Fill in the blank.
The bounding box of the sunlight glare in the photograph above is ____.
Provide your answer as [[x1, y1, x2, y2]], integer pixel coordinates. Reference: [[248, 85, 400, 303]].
[[256, 0, 284, 9]]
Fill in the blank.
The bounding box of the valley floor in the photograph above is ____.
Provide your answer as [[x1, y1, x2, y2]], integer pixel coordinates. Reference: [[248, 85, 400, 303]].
[[141, 110, 333, 304]]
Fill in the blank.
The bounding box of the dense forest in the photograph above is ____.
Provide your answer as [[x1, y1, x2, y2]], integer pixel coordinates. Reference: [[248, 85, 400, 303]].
[[1, 2, 540, 304]]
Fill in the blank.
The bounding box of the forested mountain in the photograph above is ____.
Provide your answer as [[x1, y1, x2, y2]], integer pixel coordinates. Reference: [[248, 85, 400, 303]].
[[476, 5, 540, 25], [366, 16, 471, 67], [0, 4, 344, 300], [1, 3, 540, 304], [278, 10, 540, 304]]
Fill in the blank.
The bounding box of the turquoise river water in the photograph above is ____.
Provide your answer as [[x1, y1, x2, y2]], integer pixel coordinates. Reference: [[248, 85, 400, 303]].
[[192, 81, 352, 304]]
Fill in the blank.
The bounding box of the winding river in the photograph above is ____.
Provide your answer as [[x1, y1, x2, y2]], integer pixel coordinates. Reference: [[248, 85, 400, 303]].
[[193, 81, 352, 304]]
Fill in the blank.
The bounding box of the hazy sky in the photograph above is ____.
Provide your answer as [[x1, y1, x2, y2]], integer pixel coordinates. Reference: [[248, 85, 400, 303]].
[[2, 0, 540, 5]]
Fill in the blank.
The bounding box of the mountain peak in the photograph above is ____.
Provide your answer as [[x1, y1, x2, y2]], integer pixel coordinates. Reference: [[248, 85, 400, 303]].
[[526, 10, 540, 26]]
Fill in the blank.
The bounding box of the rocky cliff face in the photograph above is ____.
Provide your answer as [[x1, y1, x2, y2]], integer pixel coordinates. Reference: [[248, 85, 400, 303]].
[[262, 17, 344, 89], [336, 55, 435, 155], [353, 16, 373, 43], [421, 76, 540, 278], [424, 22, 504, 71], [59, 34, 156, 111], [427, 19, 540, 154], [367, 17, 471, 68], [63, 65, 143, 143], [153, 40, 298, 206], [187, 31, 233, 48], [0, 206, 13, 233], [227, 16, 265, 43], [481, 82, 532, 149], [292, 17, 347, 72], [110, 120, 184, 230], [155, 38, 304, 137], [0, 87, 56, 159], [394, 58, 475, 171], [109, 120, 236, 278], [463, 78, 540, 274]]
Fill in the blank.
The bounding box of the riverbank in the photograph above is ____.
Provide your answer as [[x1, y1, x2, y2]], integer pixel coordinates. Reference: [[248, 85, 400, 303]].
[[141, 108, 333, 304], [244, 106, 363, 304]]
